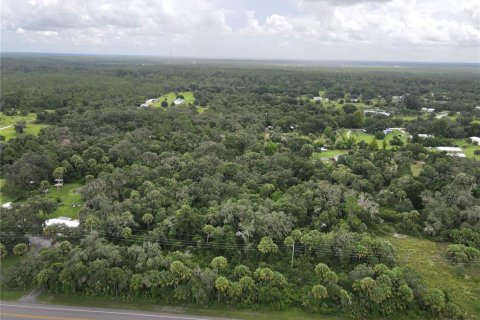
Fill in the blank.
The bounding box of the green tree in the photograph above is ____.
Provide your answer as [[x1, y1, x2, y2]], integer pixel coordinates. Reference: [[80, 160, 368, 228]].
[[258, 236, 278, 255], [0, 243, 7, 258], [142, 213, 154, 230], [39, 180, 50, 193], [211, 256, 228, 273], [13, 243, 28, 256], [311, 284, 328, 300]]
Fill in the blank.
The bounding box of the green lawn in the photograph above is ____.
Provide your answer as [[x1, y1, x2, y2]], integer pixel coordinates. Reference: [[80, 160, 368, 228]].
[[0, 112, 36, 127], [0, 123, 48, 140], [385, 235, 480, 318], [0, 255, 28, 300], [43, 182, 83, 218], [39, 293, 346, 320], [451, 138, 480, 160], [0, 112, 46, 141], [350, 130, 408, 149], [150, 91, 195, 107], [411, 162, 424, 177]]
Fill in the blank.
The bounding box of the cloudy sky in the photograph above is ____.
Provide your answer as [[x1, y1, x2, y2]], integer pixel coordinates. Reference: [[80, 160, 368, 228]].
[[2, 0, 479, 62]]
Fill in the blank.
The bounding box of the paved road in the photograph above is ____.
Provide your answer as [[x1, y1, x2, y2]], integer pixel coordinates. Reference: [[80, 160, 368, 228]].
[[0, 302, 231, 320]]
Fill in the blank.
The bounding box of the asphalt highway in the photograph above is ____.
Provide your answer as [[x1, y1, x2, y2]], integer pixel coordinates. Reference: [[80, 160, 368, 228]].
[[0, 302, 231, 320]]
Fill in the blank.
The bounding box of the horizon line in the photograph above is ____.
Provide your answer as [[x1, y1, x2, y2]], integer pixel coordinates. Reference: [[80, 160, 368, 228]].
[[2, 51, 479, 66]]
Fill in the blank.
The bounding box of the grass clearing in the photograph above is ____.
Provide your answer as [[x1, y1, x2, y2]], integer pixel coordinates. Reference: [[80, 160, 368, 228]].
[[39, 293, 346, 320], [384, 235, 480, 318], [350, 130, 408, 149], [43, 182, 83, 218], [0, 123, 48, 140], [151, 91, 195, 107], [411, 162, 424, 177], [0, 255, 29, 300], [0, 112, 36, 127]]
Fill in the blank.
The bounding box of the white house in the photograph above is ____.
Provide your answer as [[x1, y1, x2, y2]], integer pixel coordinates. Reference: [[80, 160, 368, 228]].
[[173, 98, 185, 105], [1, 202, 13, 209], [140, 103, 149, 108], [364, 110, 391, 117], [469, 137, 480, 145], [436, 147, 466, 158], [421, 107, 435, 113], [313, 96, 322, 101], [44, 217, 80, 228], [418, 134, 435, 139], [146, 98, 159, 105], [384, 127, 406, 134]]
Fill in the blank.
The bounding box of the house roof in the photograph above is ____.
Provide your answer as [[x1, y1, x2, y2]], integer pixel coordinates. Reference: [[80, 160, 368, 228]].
[[2, 202, 13, 209], [437, 147, 463, 152], [44, 217, 80, 228]]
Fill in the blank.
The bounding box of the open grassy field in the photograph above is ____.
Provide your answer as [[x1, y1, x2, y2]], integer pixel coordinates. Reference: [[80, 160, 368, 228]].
[[0, 112, 48, 140], [150, 91, 195, 107], [411, 162, 424, 177], [350, 130, 409, 149], [0, 123, 48, 140], [385, 235, 480, 319], [0, 112, 36, 127], [44, 182, 83, 218]]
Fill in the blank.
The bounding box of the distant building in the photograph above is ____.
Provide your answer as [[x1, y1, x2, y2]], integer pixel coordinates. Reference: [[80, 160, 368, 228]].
[[384, 127, 406, 134], [364, 110, 391, 117], [421, 107, 435, 113], [313, 96, 322, 101], [146, 98, 159, 105], [469, 137, 480, 145], [436, 146, 466, 158], [44, 217, 80, 228], [140, 103, 149, 108], [418, 134, 435, 139], [173, 98, 185, 105]]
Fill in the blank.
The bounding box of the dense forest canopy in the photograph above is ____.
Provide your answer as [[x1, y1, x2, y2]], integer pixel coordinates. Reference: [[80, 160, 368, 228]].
[[1, 55, 479, 319]]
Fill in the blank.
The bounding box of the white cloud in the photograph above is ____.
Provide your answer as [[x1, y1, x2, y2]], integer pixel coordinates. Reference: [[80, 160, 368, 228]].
[[1, 0, 479, 62]]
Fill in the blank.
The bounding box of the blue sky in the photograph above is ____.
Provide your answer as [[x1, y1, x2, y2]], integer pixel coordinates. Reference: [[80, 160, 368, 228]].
[[1, 0, 479, 62]]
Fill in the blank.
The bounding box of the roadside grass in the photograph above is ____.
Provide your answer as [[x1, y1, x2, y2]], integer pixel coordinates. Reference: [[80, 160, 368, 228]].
[[43, 182, 83, 219], [451, 138, 480, 159], [0, 123, 48, 141], [151, 91, 195, 107], [0, 112, 36, 127], [384, 235, 480, 319], [0, 255, 23, 274], [38, 293, 343, 320], [0, 255, 28, 300]]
